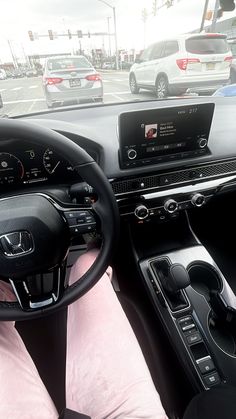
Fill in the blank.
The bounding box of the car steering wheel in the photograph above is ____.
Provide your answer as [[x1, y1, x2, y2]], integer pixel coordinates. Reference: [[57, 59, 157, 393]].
[[0, 119, 119, 321]]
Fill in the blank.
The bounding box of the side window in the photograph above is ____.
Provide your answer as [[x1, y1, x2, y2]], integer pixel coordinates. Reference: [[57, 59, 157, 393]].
[[140, 45, 153, 62], [163, 41, 179, 58], [150, 42, 164, 60]]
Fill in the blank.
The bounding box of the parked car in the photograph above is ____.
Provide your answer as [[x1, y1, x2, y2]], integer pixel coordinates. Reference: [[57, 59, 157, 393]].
[[0, 69, 7, 80], [102, 62, 114, 69], [43, 55, 103, 108], [25, 68, 38, 77], [129, 33, 232, 98], [11, 69, 25, 78]]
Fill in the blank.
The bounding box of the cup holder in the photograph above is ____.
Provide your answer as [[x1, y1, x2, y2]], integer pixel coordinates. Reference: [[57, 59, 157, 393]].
[[188, 262, 236, 357], [188, 262, 222, 302]]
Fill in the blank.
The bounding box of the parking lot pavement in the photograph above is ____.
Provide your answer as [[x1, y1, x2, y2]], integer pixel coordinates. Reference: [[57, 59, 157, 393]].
[[0, 70, 206, 117]]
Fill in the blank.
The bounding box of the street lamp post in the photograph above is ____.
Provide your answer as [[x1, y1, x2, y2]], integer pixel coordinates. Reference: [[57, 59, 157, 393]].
[[98, 0, 119, 70], [107, 16, 111, 57]]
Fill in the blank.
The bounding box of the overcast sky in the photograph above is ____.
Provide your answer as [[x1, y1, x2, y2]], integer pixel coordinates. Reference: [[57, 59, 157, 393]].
[[0, 0, 236, 63]]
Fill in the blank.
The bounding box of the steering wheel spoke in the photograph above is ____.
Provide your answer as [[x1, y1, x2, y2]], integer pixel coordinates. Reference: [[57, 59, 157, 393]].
[[9, 264, 66, 311]]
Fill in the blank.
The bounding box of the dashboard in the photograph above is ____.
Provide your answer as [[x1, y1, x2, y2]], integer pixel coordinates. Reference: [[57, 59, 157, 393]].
[[3, 96, 234, 222]]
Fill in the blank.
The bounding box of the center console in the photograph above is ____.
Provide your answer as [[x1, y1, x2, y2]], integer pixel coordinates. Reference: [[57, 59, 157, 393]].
[[139, 231, 236, 391]]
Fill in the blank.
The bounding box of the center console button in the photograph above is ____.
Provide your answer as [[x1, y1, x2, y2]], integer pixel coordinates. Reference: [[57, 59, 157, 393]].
[[203, 372, 220, 387], [164, 199, 178, 214], [134, 205, 149, 220], [191, 194, 206, 207], [197, 357, 215, 375], [186, 332, 202, 345]]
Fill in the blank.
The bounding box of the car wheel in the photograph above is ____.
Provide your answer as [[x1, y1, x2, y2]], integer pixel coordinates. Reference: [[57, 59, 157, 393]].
[[129, 74, 140, 94], [155, 75, 169, 99]]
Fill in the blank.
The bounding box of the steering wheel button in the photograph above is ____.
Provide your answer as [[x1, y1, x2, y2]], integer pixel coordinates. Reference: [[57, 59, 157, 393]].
[[67, 218, 77, 226], [76, 218, 86, 225], [65, 212, 76, 219]]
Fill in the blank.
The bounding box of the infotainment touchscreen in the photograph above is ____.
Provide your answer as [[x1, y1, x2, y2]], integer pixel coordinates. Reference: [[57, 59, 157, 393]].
[[118, 103, 215, 168]]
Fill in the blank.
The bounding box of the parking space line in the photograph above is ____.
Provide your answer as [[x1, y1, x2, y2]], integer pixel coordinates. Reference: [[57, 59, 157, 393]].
[[113, 79, 125, 82], [29, 85, 38, 89], [11, 87, 23, 91], [27, 100, 36, 113], [110, 94, 124, 101]]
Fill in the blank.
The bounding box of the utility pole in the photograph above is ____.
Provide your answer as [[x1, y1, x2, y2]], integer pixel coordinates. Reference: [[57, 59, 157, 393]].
[[200, 0, 210, 32], [7, 40, 18, 69], [142, 8, 148, 49], [112, 6, 119, 70], [98, 0, 119, 70], [107, 17, 111, 57], [211, 0, 220, 32]]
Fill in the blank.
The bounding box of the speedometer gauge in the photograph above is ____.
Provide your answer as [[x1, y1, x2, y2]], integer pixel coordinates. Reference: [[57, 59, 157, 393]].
[[0, 153, 24, 185], [43, 148, 62, 174], [43, 148, 73, 175]]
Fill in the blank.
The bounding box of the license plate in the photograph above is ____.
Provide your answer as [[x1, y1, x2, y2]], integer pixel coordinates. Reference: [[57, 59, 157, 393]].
[[69, 78, 81, 87], [206, 63, 215, 70]]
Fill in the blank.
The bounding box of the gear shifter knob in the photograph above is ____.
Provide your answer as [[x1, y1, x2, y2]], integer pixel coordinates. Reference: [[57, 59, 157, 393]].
[[164, 263, 190, 294]]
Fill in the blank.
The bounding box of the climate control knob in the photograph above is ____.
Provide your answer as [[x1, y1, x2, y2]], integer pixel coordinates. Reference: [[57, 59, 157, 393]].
[[198, 138, 207, 149], [134, 205, 149, 220], [127, 149, 137, 160], [164, 199, 178, 214], [191, 193, 206, 207]]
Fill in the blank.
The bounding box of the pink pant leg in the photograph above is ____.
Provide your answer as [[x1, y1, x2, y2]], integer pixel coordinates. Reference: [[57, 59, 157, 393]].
[[66, 250, 168, 419], [0, 281, 58, 419]]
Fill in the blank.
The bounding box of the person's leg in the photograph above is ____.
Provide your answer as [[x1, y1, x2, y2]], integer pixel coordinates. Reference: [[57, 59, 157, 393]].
[[66, 249, 168, 419], [0, 281, 58, 419]]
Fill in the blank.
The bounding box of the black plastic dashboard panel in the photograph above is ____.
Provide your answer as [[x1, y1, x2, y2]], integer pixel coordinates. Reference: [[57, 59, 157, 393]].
[[111, 158, 236, 196]]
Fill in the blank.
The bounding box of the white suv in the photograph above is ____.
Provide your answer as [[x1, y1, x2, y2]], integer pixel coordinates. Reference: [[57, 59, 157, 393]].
[[129, 33, 232, 98]]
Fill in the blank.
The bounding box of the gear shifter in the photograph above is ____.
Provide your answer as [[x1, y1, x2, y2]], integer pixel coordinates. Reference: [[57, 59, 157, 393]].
[[163, 264, 191, 294], [151, 260, 190, 311]]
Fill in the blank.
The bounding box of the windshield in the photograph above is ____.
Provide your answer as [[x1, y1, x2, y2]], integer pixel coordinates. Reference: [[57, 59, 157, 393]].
[[0, 0, 236, 117]]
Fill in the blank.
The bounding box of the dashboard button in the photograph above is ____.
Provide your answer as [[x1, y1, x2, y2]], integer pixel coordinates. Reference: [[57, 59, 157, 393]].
[[197, 357, 215, 375], [186, 332, 202, 345], [164, 199, 178, 214], [191, 194, 206, 207], [127, 149, 137, 160], [134, 205, 149, 220], [203, 372, 220, 387], [159, 175, 171, 186]]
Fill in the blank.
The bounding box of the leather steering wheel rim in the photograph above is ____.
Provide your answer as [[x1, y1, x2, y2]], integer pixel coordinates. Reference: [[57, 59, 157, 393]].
[[0, 119, 119, 321]]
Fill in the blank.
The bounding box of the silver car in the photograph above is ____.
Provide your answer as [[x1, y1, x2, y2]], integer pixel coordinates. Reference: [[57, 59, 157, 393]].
[[43, 56, 103, 108]]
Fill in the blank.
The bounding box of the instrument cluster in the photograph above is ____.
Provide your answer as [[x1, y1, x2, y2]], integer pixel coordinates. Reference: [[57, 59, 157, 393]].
[[0, 140, 79, 187]]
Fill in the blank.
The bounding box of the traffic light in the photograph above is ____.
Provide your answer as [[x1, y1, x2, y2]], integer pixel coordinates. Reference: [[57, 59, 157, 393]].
[[48, 30, 54, 40], [28, 30, 34, 41], [68, 29, 72, 39], [77, 30, 83, 38]]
